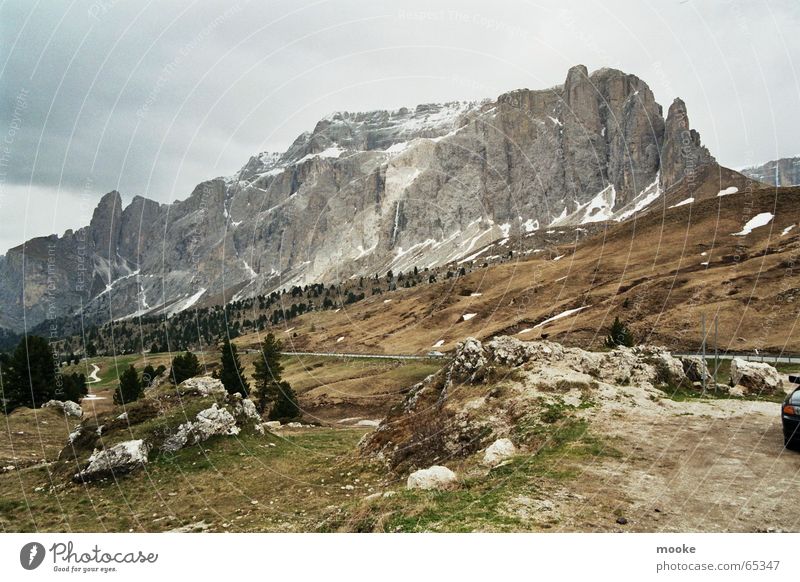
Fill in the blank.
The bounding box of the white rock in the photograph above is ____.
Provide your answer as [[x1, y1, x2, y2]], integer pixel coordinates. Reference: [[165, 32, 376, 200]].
[[406, 465, 458, 490], [161, 404, 239, 453], [482, 438, 516, 467], [179, 376, 226, 396], [451, 337, 487, 381], [729, 385, 746, 398], [286, 422, 303, 428], [680, 356, 710, 383], [232, 397, 261, 423], [355, 419, 381, 427], [75, 439, 149, 482], [730, 358, 785, 396], [42, 399, 83, 418], [263, 421, 282, 430], [116, 412, 128, 421], [655, 351, 686, 383]]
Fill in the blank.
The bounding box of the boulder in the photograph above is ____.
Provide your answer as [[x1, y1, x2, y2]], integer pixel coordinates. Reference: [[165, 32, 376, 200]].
[[680, 356, 710, 383], [730, 358, 785, 396], [729, 385, 746, 398], [161, 404, 239, 453], [263, 421, 282, 430], [406, 465, 458, 490], [74, 440, 149, 482], [482, 438, 516, 467], [231, 396, 260, 423], [42, 399, 83, 418], [450, 338, 488, 382], [178, 376, 226, 396]]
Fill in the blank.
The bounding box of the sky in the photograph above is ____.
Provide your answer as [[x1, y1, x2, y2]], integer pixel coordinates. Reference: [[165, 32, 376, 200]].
[[0, 0, 798, 252]]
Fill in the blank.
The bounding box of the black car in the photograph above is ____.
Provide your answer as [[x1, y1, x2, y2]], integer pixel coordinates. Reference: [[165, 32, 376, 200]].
[[782, 375, 800, 449]]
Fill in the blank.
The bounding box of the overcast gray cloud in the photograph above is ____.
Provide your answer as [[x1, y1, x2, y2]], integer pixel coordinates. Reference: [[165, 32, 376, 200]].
[[1, 0, 798, 251]]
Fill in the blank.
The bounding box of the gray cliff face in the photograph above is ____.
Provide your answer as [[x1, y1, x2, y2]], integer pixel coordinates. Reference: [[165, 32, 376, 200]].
[[0, 65, 715, 330], [742, 157, 800, 187], [659, 98, 715, 192]]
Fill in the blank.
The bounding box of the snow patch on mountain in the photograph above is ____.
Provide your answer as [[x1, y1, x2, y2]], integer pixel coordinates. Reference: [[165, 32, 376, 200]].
[[732, 212, 773, 236], [669, 197, 694, 208], [534, 306, 588, 328], [550, 184, 616, 226]]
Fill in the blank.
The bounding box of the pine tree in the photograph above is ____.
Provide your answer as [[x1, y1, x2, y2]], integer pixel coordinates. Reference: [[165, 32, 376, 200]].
[[114, 365, 142, 405], [252, 333, 284, 413], [3, 336, 58, 410], [61, 373, 87, 403], [142, 364, 156, 389], [170, 351, 200, 384], [605, 316, 635, 348], [218, 337, 249, 397], [269, 381, 300, 421]]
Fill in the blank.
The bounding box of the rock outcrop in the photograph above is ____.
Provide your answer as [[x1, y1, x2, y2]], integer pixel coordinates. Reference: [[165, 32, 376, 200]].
[[660, 98, 714, 192], [179, 376, 226, 396], [42, 400, 83, 418], [161, 403, 240, 453], [680, 356, 711, 383], [361, 336, 686, 470], [74, 439, 150, 483], [730, 358, 785, 396]]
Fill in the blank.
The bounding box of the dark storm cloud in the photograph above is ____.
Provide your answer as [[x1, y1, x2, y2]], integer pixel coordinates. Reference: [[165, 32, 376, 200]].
[[0, 0, 798, 251]]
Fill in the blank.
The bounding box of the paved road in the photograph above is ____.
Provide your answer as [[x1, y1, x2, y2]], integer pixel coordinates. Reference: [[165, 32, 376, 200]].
[[673, 352, 800, 365], [278, 350, 444, 361]]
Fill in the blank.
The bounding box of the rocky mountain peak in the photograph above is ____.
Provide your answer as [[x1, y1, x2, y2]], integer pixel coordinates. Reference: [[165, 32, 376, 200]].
[[89, 190, 123, 262], [660, 98, 715, 191], [0, 65, 728, 330]]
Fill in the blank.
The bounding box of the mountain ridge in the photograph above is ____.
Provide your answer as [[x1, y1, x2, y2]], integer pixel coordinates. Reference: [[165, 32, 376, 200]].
[[0, 64, 744, 332]]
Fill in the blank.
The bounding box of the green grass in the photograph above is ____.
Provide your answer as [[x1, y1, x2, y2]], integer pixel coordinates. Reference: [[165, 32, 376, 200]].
[[0, 427, 375, 532], [658, 357, 790, 403], [329, 415, 620, 533]]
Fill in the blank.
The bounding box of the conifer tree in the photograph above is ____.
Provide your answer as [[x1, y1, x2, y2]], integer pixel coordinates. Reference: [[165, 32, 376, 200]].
[[252, 333, 284, 413], [218, 337, 249, 397], [605, 316, 635, 348], [114, 365, 142, 405], [269, 381, 300, 421], [3, 336, 57, 410]]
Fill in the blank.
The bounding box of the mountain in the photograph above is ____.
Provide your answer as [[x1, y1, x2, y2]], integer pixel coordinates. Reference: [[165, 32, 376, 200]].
[[234, 184, 799, 355], [0, 65, 749, 332], [742, 156, 800, 187]]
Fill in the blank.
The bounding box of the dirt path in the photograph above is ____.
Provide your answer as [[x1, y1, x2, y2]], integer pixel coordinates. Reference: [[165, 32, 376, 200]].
[[86, 363, 100, 384], [560, 398, 800, 532]]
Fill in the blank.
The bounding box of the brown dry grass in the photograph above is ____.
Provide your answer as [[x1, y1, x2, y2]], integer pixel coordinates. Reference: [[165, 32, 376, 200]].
[[235, 186, 800, 355]]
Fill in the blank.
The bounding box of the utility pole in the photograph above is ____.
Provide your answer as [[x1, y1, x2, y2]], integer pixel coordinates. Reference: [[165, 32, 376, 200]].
[[714, 315, 719, 390], [701, 313, 707, 393]]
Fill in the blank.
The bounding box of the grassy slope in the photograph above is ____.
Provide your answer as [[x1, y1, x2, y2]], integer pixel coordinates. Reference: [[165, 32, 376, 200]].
[[235, 187, 800, 356], [0, 417, 620, 533]]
